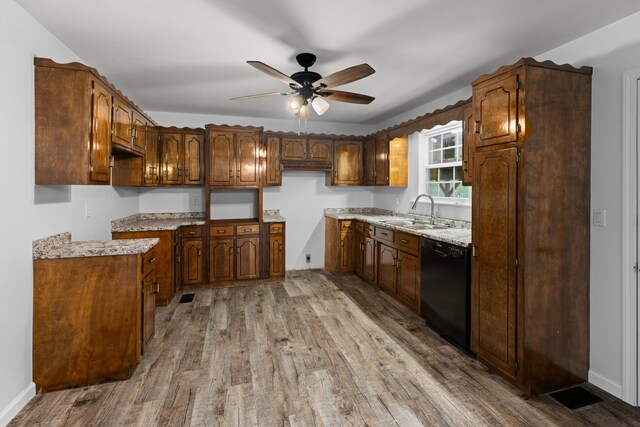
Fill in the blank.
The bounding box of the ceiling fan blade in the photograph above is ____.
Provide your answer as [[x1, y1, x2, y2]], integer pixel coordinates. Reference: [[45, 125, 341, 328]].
[[314, 64, 375, 89], [247, 61, 300, 87], [230, 91, 289, 101], [318, 90, 375, 104]]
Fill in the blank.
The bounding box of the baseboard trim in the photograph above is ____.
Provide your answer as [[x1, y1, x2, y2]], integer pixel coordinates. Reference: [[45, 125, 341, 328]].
[[0, 382, 35, 427], [589, 370, 622, 399]]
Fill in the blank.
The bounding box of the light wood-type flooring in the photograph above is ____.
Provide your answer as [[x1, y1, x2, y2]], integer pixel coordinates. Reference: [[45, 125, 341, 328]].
[[10, 270, 640, 426]]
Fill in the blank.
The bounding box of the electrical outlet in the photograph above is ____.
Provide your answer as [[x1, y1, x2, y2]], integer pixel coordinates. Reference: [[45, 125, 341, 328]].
[[305, 254, 311, 263], [593, 209, 607, 227], [347, 194, 353, 202], [192, 196, 200, 206], [84, 203, 91, 218]]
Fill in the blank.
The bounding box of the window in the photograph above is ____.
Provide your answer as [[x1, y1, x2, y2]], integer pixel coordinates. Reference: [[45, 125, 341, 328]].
[[422, 121, 469, 201]]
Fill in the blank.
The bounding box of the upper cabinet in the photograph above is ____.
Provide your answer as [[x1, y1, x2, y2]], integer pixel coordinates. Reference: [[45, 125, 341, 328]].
[[363, 135, 407, 187], [264, 135, 281, 186], [34, 58, 155, 185], [156, 128, 205, 186], [207, 125, 263, 188], [473, 71, 521, 147], [279, 136, 333, 170], [332, 140, 363, 185]]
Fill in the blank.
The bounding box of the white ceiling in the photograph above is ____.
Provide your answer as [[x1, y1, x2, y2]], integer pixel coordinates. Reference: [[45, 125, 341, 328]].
[[17, 0, 640, 124]]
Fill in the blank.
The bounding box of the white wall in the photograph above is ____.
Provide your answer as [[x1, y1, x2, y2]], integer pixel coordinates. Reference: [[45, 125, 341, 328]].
[[0, 1, 141, 424], [533, 11, 640, 399]]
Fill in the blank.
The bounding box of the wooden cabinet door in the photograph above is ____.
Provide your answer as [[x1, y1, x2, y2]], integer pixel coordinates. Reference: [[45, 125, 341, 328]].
[[282, 138, 306, 160], [112, 97, 133, 150], [375, 136, 389, 185], [378, 243, 397, 294], [462, 106, 474, 185], [363, 139, 376, 185], [363, 236, 376, 283], [210, 239, 234, 282], [474, 72, 520, 147], [184, 133, 204, 185], [131, 110, 147, 153], [265, 136, 281, 186], [142, 271, 157, 351], [339, 229, 355, 272], [333, 140, 362, 185], [210, 131, 235, 187], [471, 147, 518, 379], [237, 237, 260, 279], [396, 251, 420, 310], [90, 80, 112, 182], [160, 133, 183, 184], [236, 132, 260, 187], [144, 127, 159, 185], [308, 139, 332, 161], [269, 235, 285, 277], [183, 239, 203, 285], [354, 233, 364, 277]]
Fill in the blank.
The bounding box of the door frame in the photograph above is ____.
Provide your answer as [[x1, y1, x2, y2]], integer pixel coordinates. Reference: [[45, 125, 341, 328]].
[[621, 66, 640, 406]]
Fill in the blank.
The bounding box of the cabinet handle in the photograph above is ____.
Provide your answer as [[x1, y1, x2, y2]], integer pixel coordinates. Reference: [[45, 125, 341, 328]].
[[474, 121, 481, 134], [237, 248, 240, 254], [463, 160, 468, 171], [188, 231, 196, 235], [217, 230, 225, 234], [279, 244, 283, 251], [472, 245, 478, 258], [401, 239, 409, 244], [146, 256, 156, 264], [198, 249, 202, 257], [230, 169, 234, 178], [229, 247, 233, 254], [244, 228, 251, 232], [153, 281, 160, 294], [237, 169, 240, 178], [334, 171, 337, 178]]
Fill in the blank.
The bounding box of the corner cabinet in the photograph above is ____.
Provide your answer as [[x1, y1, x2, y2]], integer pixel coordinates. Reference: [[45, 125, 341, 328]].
[[470, 58, 592, 394], [208, 125, 262, 188]]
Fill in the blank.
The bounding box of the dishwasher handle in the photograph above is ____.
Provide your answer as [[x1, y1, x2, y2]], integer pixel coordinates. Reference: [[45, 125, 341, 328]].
[[433, 249, 449, 257]]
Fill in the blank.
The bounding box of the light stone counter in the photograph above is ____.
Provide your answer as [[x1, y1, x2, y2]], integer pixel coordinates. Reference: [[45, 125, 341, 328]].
[[33, 232, 159, 260]]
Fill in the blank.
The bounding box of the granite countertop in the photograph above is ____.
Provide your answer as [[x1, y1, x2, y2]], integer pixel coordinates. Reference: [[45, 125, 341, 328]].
[[33, 232, 159, 260], [111, 212, 206, 232], [263, 209, 286, 223], [324, 208, 472, 247], [112, 211, 286, 231]]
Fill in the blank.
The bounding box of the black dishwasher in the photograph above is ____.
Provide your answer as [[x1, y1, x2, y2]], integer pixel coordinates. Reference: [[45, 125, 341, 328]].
[[421, 238, 471, 352]]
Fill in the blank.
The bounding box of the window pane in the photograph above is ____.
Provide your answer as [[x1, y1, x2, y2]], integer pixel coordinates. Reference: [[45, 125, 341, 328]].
[[457, 146, 463, 161], [430, 150, 441, 164], [454, 184, 469, 198], [443, 148, 456, 162], [443, 132, 457, 147], [454, 166, 463, 180], [440, 167, 454, 181], [430, 135, 441, 150], [429, 168, 438, 181], [428, 183, 439, 197]]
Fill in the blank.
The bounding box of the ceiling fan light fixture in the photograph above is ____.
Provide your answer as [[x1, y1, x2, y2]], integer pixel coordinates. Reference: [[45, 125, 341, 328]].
[[288, 94, 303, 112], [311, 96, 330, 116], [295, 104, 309, 119]]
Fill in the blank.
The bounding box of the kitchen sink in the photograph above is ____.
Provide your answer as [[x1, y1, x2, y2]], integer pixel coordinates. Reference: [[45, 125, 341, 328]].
[[379, 219, 413, 226], [403, 223, 447, 230]]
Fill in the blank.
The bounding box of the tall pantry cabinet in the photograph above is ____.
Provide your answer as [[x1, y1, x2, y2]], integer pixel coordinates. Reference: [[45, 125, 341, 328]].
[[470, 58, 592, 394]]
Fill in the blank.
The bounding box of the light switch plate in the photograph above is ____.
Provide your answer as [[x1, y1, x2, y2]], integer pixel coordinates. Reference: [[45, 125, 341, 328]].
[[593, 209, 607, 227]]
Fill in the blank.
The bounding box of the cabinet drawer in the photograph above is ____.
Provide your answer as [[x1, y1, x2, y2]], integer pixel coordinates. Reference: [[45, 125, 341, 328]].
[[269, 223, 284, 235], [142, 247, 157, 277], [210, 226, 234, 237], [340, 220, 353, 230], [182, 226, 202, 238], [364, 223, 375, 236], [395, 232, 419, 254], [143, 270, 160, 295], [237, 224, 260, 236], [375, 227, 394, 242], [354, 221, 365, 233]]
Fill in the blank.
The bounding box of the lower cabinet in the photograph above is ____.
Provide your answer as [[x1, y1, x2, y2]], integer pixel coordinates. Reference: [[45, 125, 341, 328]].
[[269, 222, 286, 277], [325, 217, 356, 274], [209, 222, 261, 284], [210, 238, 235, 282], [33, 246, 157, 393], [182, 226, 204, 286], [377, 243, 398, 294], [237, 237, 260, 279], [395, 250, 420, 312]]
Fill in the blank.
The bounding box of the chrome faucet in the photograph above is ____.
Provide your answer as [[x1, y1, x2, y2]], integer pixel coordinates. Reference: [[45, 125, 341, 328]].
[[411, 193, 435, 224]]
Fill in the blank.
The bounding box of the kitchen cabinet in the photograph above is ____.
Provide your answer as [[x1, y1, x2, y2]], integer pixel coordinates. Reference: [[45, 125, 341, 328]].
[[209, 222, 262, 284], [144, 127, 160, 185], [132, 110, 148, 153], [35, 58, 138, 185], [377, 243, 397, 294], [279, 136, 333, 170], [282, 138, 306, 160], [331, 140, 363, 185], [33, 246, 158, 393], [112, 230, 175, 306], [364, 135, 389, 185], [396, 251, 420, 312], [182, 226, 203, 286], [265, 135, 281, 186], [354, 221, 376, 282], [354, 229, 364, 277], [112, 97, 134, 151], [208, 125, 262, 188], [324, 218, 355, 274], [268, 223, 286, 278], [157, 128, 205, 185], [462, 106, 474, 186], [470, 58, 592, 394]]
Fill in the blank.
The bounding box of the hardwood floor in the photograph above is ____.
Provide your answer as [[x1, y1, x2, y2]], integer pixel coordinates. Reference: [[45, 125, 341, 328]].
[[11, 270, 640, 426]]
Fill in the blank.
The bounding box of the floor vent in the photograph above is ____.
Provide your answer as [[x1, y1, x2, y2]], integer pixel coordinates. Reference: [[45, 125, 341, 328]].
[[179, 293, 195, 304], [549, 386, 603, 410]]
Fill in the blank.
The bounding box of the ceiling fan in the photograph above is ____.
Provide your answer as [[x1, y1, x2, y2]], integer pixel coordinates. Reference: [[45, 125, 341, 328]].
[[230, 53, 375, 117]]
